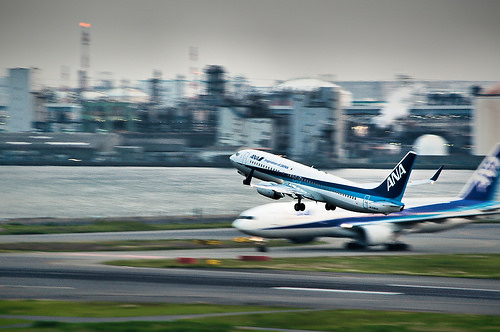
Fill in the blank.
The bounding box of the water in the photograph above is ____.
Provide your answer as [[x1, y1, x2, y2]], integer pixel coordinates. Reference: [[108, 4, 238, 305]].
[[0, 166, 473, 220]]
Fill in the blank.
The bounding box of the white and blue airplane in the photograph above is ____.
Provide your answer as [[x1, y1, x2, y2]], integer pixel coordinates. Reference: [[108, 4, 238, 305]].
[[233, 143, 500, 251], [230, 148, 437, 215]]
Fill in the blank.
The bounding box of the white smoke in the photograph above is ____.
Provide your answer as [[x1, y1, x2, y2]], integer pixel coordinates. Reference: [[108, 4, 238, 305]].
[[373, 85, 423, 128]]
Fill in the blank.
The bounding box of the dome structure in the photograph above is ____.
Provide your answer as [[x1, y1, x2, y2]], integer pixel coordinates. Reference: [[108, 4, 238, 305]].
[[414, 134, 449, 156], [274, 78, 339, 92]]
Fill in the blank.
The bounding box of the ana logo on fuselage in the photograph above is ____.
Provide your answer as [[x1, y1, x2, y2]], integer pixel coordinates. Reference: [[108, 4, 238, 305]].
[[386, 164, 406, 191]]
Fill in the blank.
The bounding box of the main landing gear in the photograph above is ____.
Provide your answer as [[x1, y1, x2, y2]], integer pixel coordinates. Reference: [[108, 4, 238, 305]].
[[325, 203, 336, 211], [294, 198, 306, 211], [344, 241, 410, 251], [385, 242, 410, 251], [293, 201, 336, 212]]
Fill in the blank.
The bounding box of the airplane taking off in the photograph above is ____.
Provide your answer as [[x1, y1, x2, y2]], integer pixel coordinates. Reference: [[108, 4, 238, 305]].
[[233, 143, 500, 251], [230, 149, 430, 215]]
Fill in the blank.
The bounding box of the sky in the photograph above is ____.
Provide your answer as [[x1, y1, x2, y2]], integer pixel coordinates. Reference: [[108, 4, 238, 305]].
[[1, 0, 499, 87]]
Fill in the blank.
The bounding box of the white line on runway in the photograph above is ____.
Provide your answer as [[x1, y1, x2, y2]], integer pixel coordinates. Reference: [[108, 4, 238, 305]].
[[388, 284, 500, 293], [0, 285, 75, 289], [272, 287, 402, 295]]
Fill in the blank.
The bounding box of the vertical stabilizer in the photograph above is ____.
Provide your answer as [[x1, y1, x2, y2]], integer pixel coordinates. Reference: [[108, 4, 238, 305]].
[[460, 143, 500, 201], [371, 151, 417, 201]]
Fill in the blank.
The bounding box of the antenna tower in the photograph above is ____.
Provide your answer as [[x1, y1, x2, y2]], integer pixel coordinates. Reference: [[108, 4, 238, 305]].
[[79, 22, 91, 91], [189, 46, 199, 97]]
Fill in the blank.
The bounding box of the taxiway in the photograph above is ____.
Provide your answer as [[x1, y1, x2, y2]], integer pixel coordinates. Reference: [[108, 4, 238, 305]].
[[0, 223, 499, 315]]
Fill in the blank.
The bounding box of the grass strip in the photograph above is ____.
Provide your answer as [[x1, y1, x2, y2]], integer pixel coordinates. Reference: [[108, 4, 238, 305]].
[[193, 309, 500, 332], [0, 239, 308, 252], [0, 301, 499, 331], [0, 300, 281, 317], [0, 221, 233, 235], [106, 254, 500, 279]]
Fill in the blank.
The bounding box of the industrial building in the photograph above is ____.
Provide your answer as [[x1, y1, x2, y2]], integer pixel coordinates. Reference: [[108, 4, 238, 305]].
[[0, 62, 498, 166], [269, 78, 349, 161], [5, 68, 36, 132], [473, 83, 500, 155]]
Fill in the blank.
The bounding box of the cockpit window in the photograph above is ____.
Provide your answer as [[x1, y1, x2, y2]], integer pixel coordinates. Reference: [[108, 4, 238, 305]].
[[237, 215, 254, 220]]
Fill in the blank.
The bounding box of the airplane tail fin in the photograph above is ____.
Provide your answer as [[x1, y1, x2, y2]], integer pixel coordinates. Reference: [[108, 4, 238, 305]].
[[459, 143, 500, 201], [371, 151, 417, 201]]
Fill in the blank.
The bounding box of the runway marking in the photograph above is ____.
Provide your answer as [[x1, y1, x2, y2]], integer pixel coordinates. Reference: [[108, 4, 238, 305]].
[[0, 285, 75, 289], [388, 284, 500, 293], [272, 287, 402, 295]]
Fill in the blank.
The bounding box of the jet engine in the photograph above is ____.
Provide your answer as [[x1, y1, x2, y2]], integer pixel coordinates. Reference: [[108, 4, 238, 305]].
[[355, 224, 394, 246], [256, 187, 285, 200]]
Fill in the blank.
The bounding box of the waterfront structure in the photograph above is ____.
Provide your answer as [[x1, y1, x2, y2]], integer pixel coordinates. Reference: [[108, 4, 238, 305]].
[[81, 100, 137, 132], [6, 68, 37, 132], [137, 75, 186, 107], [44, 104, 82, 132], [473, 83, 500, 155], [343, 102, 472, 157], [269, 78, 348, 161], [0, 77, 8, 130], [217, 106, 272, 147]]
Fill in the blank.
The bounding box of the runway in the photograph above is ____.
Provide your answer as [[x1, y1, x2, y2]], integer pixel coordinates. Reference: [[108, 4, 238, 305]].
[[1, 223, 500, 316], [1, 223, 500, 256]]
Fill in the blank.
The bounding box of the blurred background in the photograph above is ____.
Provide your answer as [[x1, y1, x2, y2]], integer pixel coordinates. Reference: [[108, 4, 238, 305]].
[[1, 0, 500, 219], [1, 0, 499, 168]]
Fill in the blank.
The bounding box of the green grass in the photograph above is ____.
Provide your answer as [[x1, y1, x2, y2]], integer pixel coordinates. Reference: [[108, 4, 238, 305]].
[[106, 254, 500, 279], [1, 301, 500, 331], [0, 300, 278, 317], [29, 320, 233, 331], [0, 239, 310, 252], [193, 309, 500, 332], [0, 221, 233, 235]]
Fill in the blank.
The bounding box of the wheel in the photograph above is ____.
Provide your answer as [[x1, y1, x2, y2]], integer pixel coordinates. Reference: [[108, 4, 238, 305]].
[[386, 243, 410, 251], [294, 202, 306, 211], [256, 245, 268, 252], [345, 241, 367, 250], [325, 203, 336, 211]]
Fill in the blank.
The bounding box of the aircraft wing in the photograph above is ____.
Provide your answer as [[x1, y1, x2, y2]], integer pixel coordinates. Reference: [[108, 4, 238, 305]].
[[252, 181, 320, 201], [342, 201, 500, 230]]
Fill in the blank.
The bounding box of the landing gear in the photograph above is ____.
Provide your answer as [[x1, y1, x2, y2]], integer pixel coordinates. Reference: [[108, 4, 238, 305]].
[[294, 197, 305, 211], [256, 243, 268, 252], [344, 242, 410, 251], [345, 241, 367, 250], [243, 170, 254, 185], [251, 237, 268, 252], [386, 242, 410, 251], [325, 203, 336, 211]]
